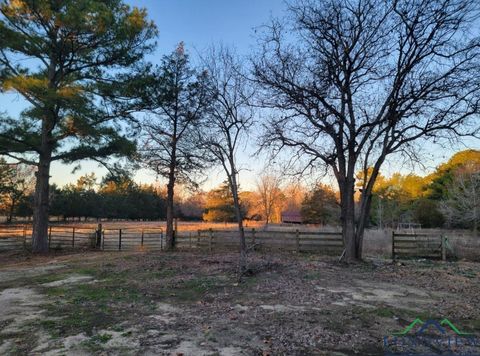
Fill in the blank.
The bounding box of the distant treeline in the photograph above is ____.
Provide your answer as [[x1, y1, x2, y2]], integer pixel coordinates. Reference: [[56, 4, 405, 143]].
[[50, 184, 166, 221], [2, 172, 200, 222], [1, 150, 479, 233], [367, 150, 480, 232]]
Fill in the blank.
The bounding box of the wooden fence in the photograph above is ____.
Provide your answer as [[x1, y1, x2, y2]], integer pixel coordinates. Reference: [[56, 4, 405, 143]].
[[0, 225, 208, 252], [0, 225, 344, 255], [196, 228, 344, 254], [392, 232, 446, 260]]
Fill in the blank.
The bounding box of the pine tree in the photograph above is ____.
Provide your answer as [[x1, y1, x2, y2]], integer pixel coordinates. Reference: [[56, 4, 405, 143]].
[[139, 44, 214, 250], [0, 0, 157, 251]]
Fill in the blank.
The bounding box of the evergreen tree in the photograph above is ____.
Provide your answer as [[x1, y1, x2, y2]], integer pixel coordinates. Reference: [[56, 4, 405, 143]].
[[301, 184, 339, 225], [139, 43, 214, 250], [0, 0, 157, 251], [203, 182, 243, 223]]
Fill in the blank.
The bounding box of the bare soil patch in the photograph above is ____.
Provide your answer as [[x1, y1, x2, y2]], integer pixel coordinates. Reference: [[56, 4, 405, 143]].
[[0, 250, 479, 355]]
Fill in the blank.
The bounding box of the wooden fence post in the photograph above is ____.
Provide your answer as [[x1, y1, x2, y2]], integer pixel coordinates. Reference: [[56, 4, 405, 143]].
[[252, 228, 256, 251], [118, 229, 122, 251], [197, 230, 201, 248], [72, 227, 75, 248], [295, 229, 300, 252], [189, 232, 192, 249], [96, 224, 102, 248], [141, 228, 144, 247], [23, 226, 27, 250], [160, 229, 163, 251], [48, 226, 52, 248], [209, 228, 213, 253], [391, 230, 395, 260], [441, 235, 446, 261]]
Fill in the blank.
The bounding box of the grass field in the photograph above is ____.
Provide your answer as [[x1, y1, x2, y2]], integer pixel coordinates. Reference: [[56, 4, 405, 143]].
[[45, 220, 267, 231], [0, 250, 479, 355]]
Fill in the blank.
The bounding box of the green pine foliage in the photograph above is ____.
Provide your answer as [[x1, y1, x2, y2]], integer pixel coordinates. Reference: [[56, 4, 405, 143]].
[[0, 0, 157, 164], [203, 182, 247, 223], [0, 0, 157, 249], [300, 184, 340, 225]]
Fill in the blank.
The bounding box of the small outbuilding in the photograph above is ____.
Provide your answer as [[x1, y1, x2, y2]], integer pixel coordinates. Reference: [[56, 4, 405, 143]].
[[281, 210, 303, 224]]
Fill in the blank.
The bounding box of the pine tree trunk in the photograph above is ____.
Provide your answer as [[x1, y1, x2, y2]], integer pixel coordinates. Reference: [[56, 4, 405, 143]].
[[165, 158, 176, 251], [32, 153, 52, 253], [31, 55, 57, 254], [7, 200, 15, 223]]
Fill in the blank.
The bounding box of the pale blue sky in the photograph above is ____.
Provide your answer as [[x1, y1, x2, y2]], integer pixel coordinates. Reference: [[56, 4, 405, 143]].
[[0, 1, 478, 191], [0, 0, 287, 190]]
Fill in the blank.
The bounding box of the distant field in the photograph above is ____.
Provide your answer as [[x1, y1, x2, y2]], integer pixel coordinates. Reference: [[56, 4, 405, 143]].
[[45, 220, 267, 232], [0, 220, 267, 232]]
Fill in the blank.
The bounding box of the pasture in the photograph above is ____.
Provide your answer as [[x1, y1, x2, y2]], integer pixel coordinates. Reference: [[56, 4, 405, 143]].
[[0, 249, 479, 355]]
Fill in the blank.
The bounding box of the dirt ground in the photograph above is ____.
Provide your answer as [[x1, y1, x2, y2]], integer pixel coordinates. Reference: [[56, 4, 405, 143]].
[[0, 250, 479, 355]]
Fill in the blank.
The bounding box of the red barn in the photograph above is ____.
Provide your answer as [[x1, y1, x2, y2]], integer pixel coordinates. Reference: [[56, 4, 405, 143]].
[[281, 210, 303, 224]]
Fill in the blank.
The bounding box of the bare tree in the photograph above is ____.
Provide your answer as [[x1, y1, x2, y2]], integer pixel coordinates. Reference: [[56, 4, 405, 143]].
[[440, 163, 480, 235], [202, 46, 254, 273], [140, 44, 214, 250], [253, 0, 480, 261], [256, 173, 284, 224], [283, 183, 306, 213]]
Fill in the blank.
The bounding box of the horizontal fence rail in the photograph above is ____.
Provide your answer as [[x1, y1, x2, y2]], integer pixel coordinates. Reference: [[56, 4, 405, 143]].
[[46, 226, 97, 250], [101, 227, 164, 251], [0, 225, 345, 255], [0, 224, 470, 261], [0, 225, 97, 252], [196, 228, 344, 255], [392, 232, 446, 260], [0, 225, 29, 251]]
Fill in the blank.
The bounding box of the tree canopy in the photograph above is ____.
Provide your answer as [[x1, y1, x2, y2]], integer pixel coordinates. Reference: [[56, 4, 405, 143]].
[[254, 0, 480, 260], [0, 0, 157, 251]]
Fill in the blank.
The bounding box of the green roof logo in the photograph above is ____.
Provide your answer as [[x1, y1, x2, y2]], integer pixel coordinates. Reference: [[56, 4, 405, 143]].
[[392, 318, 472, 336]]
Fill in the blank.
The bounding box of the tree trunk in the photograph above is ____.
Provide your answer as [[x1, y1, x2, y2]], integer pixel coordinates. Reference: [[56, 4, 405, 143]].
[[341, 181, 377, 261], [341, 175, 358, 262], [355, 193, 374, 259], [165, 161, 176, 251], [7, 200, 15, 223], [230, 169, 247, 273], [31, 53, 57, 254], [32, 153, 52, 253], [473, 206, 478, 237], [342, 204, 357, 261]]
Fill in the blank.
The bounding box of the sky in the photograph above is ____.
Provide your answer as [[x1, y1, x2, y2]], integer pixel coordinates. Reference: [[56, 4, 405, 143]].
[[0, 0, 288, 190], [0, 0, 479, 191], [119, 0, 289, 190]]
